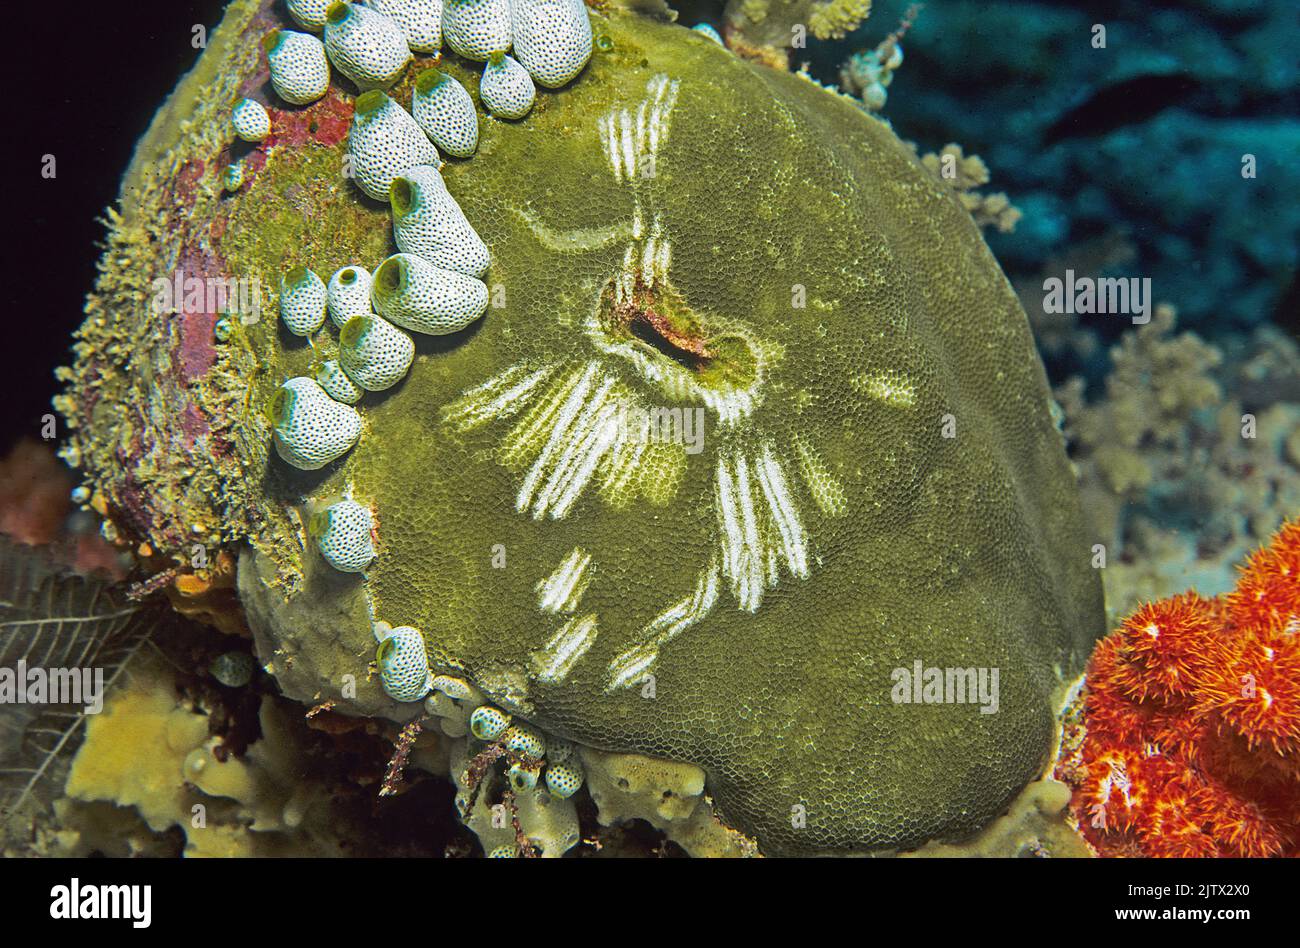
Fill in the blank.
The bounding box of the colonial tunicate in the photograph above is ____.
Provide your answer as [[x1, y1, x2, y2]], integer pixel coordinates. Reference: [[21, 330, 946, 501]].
[[338, 314, 416, 391], [267, 377, 363, 470], [441, 0, 512, 61], [503, 724, 546, 761], [287, 0, 332, 31], [326, 265, 374, 327], [209, 651, 257, 688], [310, 498, 377, 572], [480, 52, 535, 119], [316, 359, 364, 404], [364, 0, 442, 53], [411, 69, 478, 158], [507, 762, 540, 792], [222, 161, 245, 192], [374, 624, 432, 702], [509, 0, 593, 89], [230, 97, 271, 142], [370, 252, 489, 334], [323, 1, 412, 89], [544, 761, 583, 799], [692, 23, 723, 45], [429, 674, 476, 700], [279, 267, 328, 336], [545, 737, 575, 765], [264, 30, 331, 105], [391, 165, 490, 277], [347, 91, 441, 201], [470, 705, 511, 741]]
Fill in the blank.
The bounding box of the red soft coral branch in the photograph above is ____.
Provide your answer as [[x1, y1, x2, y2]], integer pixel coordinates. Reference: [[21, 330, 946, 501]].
[[1060, 517, 1300, 857]]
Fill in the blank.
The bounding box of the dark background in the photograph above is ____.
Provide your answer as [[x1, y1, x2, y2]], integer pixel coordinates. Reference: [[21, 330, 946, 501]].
[[2, 2, 227, 453]]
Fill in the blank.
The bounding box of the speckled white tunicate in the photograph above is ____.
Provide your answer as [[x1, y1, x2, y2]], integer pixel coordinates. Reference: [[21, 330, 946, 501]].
[[316, 359, 363, 404], [279, 267, 328, 335], [288, 0, 332, 30], [264, 30, 331, 105], [347, 91, 441, 200], [509, 0, 592, 89], [469, 705, 511, 741], [223, 161, 245, 192], [412, 69, 478, 158], [371, 253, 489, 334], [231, 97, 271, 142], [311, 499, 376, 572], [326, 265, 374, 327], [338, 314, 415, 390], [480, 53, 535, 119], [269, 377, 363, 470], [507, 762, 540, 791], [324, 1, 412, 89], [364, 0, 443, 53], [544, 761, 583, 798], [391, 165, 490, 277], [545, 736, 575, 765], [691, 23, 723, 45], [441, 0, 512, 61], [375, 625, 432, 702], [503, 724, 546, 761], [429, 674, 475, 700]]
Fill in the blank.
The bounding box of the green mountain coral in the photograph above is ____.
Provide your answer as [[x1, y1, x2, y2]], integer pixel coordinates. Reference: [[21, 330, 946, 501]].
[[58, 1, 1104, 854]]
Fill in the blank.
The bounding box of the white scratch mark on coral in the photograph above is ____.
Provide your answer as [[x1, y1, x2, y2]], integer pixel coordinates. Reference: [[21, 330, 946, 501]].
[[536, 546, 593, 614], [606, 559, 719, 691], [442, 364, 555, 432], [508, 205, 633, 252], [756, 444, 809, 579], [531, 613, 599, 684]]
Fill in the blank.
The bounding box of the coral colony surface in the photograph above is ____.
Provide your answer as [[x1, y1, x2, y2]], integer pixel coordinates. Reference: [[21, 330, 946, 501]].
[[0, 0, 1294, 859]]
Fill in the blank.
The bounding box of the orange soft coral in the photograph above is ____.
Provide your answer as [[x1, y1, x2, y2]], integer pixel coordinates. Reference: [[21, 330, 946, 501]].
[[1058, 517, 1300, 857]]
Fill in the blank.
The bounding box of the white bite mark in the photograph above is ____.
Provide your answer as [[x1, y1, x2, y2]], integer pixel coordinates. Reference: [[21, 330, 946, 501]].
[[794, 435, 847, 517], [714, 445, 811, 612], [756, 444, 809, 579], [606, 560, 719, 691], [442, 364, 555, 432], [519, 365, 624, 520], [855, 371, 917, 408], [536, 547, 593, 614], [531, 613, 599, 684]]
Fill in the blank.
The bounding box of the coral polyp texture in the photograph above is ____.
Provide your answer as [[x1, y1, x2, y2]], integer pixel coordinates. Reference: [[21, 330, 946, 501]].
[[56, 0, 1105, 855], [1057, 519, 1300, 857]]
